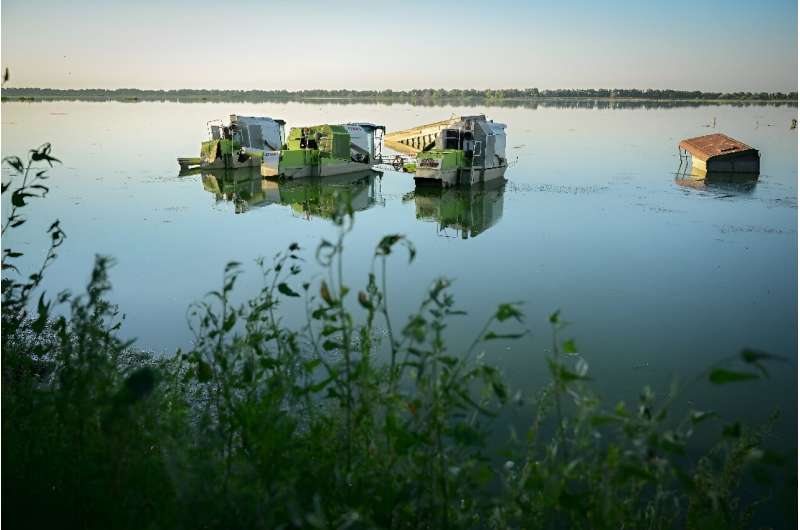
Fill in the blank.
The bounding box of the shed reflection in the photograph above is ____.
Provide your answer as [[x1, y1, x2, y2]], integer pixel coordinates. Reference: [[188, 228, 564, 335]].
[[675, 168, 759, 194]]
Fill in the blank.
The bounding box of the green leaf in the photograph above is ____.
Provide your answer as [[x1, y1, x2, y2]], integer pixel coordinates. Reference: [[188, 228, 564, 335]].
[[322, 340, 340, 352], [723, 422, 741, 438], [4, 156, 23, 173], [492, 381, 508, 403], [740, 348, 787, 376], [549, 309, 561, 324], [740, 348, 785, 364], [11, 189, 33, 207], [260, 357, 279, 370], [376, 234, 402, 256], [495, 303, 523, 323], [222, 311, 236, 332], [277, 282, 300, 297], [438, 355, 458, 367], [562, 339, 577, 354], [29, 148, 60, 167], [320, 280, 334, 305], [30, 184, 49, 195], [321, 325, 339, 337], [197, 359, 213, 382], [357, 291, 372, 310], [708, 368, 759, 384], [548, 358, 591, 383], [31, 292, 50, 333], [375, 234, 416, 262]]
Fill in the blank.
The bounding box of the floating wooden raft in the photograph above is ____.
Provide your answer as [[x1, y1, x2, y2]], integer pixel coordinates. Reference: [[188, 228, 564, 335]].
[[678, 133, 760, 174]]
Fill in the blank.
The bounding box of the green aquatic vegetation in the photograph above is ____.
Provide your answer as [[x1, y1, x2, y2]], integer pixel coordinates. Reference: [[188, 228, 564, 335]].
[[1, 146, 796, 529]]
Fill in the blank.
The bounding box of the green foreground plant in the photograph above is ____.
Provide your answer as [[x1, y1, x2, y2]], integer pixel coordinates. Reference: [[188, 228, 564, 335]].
[[2, 148, 796, 529]]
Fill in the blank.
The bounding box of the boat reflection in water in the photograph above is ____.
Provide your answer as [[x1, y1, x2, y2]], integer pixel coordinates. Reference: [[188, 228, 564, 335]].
[[674, 168, 759, 194], [405, 179, 506, 239], [199, 168, 384, 218]]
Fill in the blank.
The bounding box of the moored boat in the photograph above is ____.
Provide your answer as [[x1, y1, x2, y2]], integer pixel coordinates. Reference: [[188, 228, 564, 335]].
[[260, 123, 385, 179], [178, 115, 286, 171], [384, 115, 508, 187]]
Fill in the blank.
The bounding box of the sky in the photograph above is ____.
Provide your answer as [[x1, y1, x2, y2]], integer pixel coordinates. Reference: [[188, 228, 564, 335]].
[[1, 0, 797, 91]]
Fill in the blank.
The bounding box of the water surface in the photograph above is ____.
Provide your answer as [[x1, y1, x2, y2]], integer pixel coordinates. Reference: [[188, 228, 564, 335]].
[[2, 100, 797, 443]]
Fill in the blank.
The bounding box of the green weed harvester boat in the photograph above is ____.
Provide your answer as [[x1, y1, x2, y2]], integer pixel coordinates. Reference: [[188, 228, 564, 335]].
[[178, 115, 286, 172], [384, 115, 507, 187], [260, 123, 385, 179]]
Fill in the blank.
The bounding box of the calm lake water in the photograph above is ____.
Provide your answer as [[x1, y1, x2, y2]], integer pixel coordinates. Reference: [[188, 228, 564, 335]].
[[2, 100, 797, 444]]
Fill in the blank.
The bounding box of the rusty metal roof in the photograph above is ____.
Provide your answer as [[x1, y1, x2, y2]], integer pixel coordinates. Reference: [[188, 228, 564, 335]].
[[679, 133, 758, 162]]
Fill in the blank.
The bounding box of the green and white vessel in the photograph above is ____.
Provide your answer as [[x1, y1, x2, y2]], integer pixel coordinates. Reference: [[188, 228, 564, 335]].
[[178, 115, 286, 172], [384, 115, 508, 187], [260, 123, 385, 179]]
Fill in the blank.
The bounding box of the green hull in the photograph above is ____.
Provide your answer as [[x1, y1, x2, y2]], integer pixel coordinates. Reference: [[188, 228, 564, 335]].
[[414, 149, 507, 187], [261, 148, 375, 179]]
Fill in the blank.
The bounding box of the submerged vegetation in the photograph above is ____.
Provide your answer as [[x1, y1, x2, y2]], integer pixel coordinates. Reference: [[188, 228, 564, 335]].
[[2, 146, 797, 529]]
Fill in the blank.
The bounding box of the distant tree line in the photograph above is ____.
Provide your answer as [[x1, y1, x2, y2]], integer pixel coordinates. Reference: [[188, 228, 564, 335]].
[[2, 87, 797, 102]]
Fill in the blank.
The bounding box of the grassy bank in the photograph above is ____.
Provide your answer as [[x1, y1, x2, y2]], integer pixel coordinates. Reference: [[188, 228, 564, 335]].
[[2, 146, 796, 529]]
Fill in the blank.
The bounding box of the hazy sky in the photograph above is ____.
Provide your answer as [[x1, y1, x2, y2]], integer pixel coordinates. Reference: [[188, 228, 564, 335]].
[[1, 0, 797, 91]]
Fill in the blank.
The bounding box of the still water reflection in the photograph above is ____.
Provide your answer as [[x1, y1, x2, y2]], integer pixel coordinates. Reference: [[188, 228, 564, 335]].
[[195, 166, 507, 239], [674, 170, 760, 194], [406, 180, 506, 239], [1, 100, 797, 447], [198, 168, 383, 218]]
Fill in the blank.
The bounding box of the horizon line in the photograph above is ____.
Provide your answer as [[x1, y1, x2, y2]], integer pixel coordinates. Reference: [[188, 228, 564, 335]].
[[3, 87, 798, 96]]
